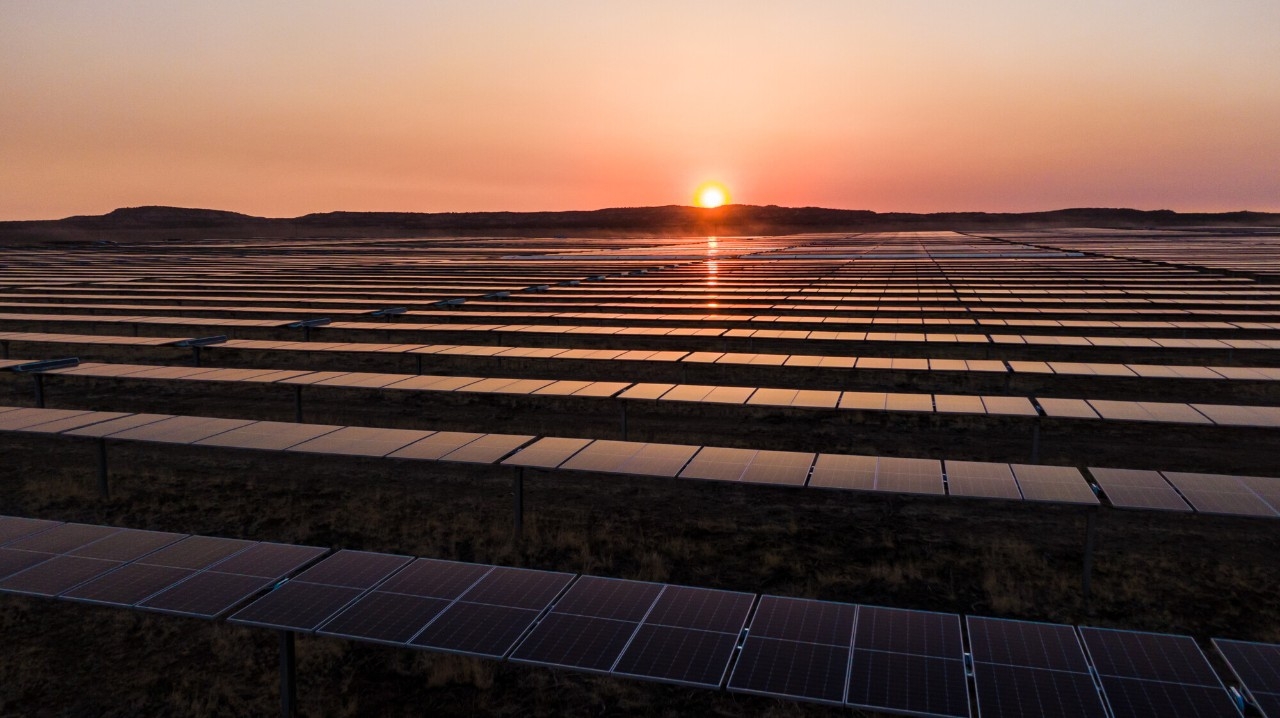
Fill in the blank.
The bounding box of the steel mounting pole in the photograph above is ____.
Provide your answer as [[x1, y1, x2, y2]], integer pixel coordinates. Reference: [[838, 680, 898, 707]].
[[513, 467, 525, 539], [96, 438, 109, 499], [279, 630, 297, 718]]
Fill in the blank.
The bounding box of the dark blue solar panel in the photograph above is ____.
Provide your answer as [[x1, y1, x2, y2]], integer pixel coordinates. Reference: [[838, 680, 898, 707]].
[[968, 617, 1108, 718], [0, 548, 53, 581], [511, 612, 640, 672], [0, 555, 122, 597], [4, 523, 119, 554], [549, 576, 663, 622], [0, 516, 61, 546], [973, 663, 1109, 718], [728, 635, 850, 705], [1080, 627, 1241, 718], [139, 571, 274, 618], [612, 624, 741, 688], [847, 651, 969, 718], [230, 581, 366, 631], [61, 563, 194, 606], [319, 592, 452, 645], [409, 602, 541, 658], [1214, 639, 1280, 718], [968, 616, 1091, 672], [727, 596, 858, 704]]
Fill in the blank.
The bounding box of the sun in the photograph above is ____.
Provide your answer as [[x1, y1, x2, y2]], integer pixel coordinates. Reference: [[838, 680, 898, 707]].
[[694, 182, 729, 208]]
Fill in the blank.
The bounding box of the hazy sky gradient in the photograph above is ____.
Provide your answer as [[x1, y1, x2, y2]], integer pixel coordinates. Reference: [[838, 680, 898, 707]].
[[3, 1, 1279, 218]]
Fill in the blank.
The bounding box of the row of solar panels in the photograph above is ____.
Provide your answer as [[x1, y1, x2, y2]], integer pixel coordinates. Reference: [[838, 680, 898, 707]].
[[19, 358, 1280, 429], [2, 405, 1279, 518], [7, 332, 1280, 383], [17, 298, 1280, 324], [2, 515, 1276, 718], [7, 298, 1280, 332], [11, 276, 1279, 296], [5, 313, 1280, 350]]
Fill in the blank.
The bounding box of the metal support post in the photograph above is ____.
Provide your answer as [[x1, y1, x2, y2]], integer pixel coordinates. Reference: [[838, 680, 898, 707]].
[[279, 630, 297, 718], [1082, 510, 1097, 607], [415, 354, 423, 375], [303, 326, 311, 342], [620, 402, 628, 440], [192, 346, 202, 367], [1030, 423, 1041, 464], [33, 373, 45, 408], [513, 467, 524, 539], [97, 439, 109, 499], [294, 386, 304, 423]]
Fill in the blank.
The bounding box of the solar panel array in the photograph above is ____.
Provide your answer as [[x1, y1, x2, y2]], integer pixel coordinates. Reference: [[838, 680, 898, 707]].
[[9, 403, 1280, 520], [6, 515, 1278, 717], [4, 229, 1280, 712]]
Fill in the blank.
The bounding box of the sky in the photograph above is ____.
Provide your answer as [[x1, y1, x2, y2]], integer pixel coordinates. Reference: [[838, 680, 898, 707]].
[[2, 1, 1279, 219]]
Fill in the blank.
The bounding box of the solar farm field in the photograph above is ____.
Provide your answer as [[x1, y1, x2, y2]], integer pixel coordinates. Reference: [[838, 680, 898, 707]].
[[3, 229, 1280, 717]]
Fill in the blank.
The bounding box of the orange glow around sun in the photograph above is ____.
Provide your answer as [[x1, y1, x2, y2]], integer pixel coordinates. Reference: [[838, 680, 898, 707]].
[[694, 183, 729, 208]]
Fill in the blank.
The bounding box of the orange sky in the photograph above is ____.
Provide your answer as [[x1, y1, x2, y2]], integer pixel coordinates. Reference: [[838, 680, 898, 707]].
[[3, 2, 1279, 219]]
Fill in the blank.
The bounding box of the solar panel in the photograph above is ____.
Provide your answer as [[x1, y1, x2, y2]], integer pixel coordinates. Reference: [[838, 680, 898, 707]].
[[288, 426, 434, 457], [0, 408, 96, 431], [0, 516, 61, 545], [934, 394, 986, 415], [1088, 467, 1191, 512], [0, 555, 122, 596], [1159, 472, 1278, 518], [1079, 626, 1241, 718], [195, 421, 342, 451], [319, 591, 453, 645], [549, 575, 665, 621], [440, 433, 534, 464], [230, 581, 368, 631], [1213, 639, 1280, 718], [290, 550, 412, 588], [4, 523, 121, 554], [1009, 464, 1099, 505], [138, 535, 255, 570], [0, 548, 56, 581], [1037, 398, 1100, 419], [847, 606, 969, 717], [728, 595, 857, 705], [679, 447, 755, 482], [511, 611, 642, 672], [105, 415, 255, 445], [375, 558, 493, 599], [809, 453, 878, 491], [876, 457, 945, 495], [209, 543, 327, 578], [499, 437, 593, 468], [612, 624, 741, 688], [618, 443, 700, 478], [459, 566, 576, 609], [63, 413, 173, 437], [60, 562, 194, 606], [138, 570, 275, 618], [981, 396, 1040, 417], [67, 528, 184, 561], [945, 461, 1022, 500], [407, 566, 575, 658], [967, 616, 1108, 718], [20, 411, 133, 434]]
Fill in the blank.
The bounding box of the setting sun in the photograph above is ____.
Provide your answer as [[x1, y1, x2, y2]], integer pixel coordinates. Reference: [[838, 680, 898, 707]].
[[694, 183, 729, 208]]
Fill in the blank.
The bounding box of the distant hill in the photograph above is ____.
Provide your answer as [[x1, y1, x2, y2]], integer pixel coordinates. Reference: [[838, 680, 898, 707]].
[[1, 204, 1278, 244]]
